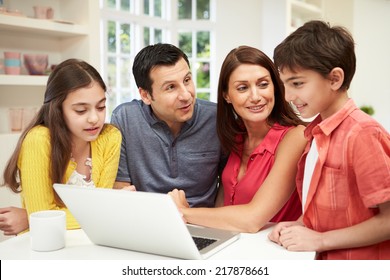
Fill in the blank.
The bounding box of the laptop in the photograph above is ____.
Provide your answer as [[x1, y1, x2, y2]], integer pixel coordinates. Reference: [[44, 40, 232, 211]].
[[53, 184, 240, 260]]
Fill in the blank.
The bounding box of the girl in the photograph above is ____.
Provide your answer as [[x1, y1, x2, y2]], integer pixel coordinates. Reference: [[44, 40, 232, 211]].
[[0, 59, 121, 233]]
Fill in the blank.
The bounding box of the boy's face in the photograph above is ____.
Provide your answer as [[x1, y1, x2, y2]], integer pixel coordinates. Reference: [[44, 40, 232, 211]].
[[279, 68, 339, 119]]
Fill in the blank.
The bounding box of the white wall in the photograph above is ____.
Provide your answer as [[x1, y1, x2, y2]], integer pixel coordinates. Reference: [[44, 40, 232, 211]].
[[351, 0, 390, 131], [215, 0, 263, 81], [0, 134, 21, 242]]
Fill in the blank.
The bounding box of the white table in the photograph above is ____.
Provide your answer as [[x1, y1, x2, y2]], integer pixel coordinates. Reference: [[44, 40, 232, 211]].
[[0, 224, 315, 260]]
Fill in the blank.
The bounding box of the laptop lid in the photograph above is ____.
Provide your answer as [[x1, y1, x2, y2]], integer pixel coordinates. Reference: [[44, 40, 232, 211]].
[[53, 184, 240, 260]]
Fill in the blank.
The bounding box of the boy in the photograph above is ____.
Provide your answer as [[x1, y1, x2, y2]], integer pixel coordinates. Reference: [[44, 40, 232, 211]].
[[268, 20, 390, 259]]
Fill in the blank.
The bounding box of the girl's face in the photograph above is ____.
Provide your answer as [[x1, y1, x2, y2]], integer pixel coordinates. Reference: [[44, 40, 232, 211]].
[[62, 82, 106, 145], [225, 64, 275, 126]]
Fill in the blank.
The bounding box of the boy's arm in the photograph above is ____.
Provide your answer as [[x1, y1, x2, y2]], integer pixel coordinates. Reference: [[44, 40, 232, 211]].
[[279, 200, 390, 252], [319, 200, 390, 252]]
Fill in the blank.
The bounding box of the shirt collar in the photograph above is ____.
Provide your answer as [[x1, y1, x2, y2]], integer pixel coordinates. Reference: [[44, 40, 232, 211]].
[[141, 99, 198, 129], [239, 123, 287, 156], [305, 98, 358, 138]]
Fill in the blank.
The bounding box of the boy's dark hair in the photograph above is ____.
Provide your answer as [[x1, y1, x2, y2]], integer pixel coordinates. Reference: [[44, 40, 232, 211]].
[[274, 20, 356, 91], [132, 43, 190, 96]]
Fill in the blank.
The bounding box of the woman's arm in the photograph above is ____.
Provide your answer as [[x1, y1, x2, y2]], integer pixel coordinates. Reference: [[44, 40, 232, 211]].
[[172, 125, 307, 233]]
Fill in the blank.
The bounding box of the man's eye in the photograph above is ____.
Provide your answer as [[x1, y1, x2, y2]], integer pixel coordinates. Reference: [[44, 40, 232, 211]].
[[166, 84, 175, 91]]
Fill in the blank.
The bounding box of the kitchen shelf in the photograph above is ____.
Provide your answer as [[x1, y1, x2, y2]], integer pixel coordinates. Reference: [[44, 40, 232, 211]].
[[0, 74, 48, 86], [0, 14, 88, 37], [0, 0, 100, 135]]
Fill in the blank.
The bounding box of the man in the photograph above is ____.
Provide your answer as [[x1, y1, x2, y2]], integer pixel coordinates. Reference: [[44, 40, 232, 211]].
[[111, 43, 225, 207]]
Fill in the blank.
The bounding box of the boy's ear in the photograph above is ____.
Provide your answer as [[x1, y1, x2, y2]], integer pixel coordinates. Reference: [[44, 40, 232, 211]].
[[329, 67, 344, 91], [139, 88, 152, 105]]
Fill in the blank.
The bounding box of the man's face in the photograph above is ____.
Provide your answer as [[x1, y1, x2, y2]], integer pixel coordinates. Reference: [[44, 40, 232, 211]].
[[140, 58, 196, 135]]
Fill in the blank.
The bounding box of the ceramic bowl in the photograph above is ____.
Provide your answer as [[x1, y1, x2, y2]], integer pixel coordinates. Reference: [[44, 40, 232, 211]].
[[23, 54, 48, 75]]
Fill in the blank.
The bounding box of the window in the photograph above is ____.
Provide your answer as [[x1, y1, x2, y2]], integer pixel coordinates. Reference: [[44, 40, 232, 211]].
[[100, 0, 215, 118], [176, 0, 214, 101]]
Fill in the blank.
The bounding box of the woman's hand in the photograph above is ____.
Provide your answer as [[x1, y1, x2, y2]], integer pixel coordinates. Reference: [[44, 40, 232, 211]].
[[0, 207, 29, 235], [168, 189, 190, 223], [168, 189, 190, 209]]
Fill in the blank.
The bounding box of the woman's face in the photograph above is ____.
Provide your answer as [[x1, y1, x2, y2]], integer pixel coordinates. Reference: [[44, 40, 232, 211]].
[[62, 81, 106, 145], [225, 64, 275, 126]]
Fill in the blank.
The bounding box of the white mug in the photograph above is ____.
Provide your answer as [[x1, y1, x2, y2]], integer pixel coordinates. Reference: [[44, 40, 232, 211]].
[[30, 210, 66, 252]]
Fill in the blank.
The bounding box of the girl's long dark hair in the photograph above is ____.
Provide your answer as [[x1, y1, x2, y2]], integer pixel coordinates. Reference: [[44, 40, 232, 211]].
[[2, 59, 106, 205]]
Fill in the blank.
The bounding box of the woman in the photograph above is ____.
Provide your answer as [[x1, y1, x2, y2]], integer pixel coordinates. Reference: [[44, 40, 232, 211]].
[[0, 59, 121, 233], [169, 46, 307, 233]]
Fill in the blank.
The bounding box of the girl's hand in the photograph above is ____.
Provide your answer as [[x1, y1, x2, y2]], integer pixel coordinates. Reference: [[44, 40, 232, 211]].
[[121, 185, 137, 191], [0, 207, 29, 235]]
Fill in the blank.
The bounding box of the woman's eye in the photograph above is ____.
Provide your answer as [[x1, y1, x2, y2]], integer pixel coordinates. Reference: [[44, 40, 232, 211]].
[[258, 82, 269, 88], [237, 85, 247, 92], [97, 106, 106, 111]]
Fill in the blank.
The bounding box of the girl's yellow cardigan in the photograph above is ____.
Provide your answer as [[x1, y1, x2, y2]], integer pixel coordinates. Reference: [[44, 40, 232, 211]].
[[18, 125, 122, 229]]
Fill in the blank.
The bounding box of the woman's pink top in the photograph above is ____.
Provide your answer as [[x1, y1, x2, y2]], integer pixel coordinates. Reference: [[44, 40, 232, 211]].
[[222, 123, 302, 222]]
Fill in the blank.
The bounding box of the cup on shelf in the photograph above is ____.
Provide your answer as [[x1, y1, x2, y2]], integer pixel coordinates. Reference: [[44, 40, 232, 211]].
[[24, 54, 48, 75], [22, 107, 38, 130], [33, 6, 54, 19], [8, 107, 23, 132], [30, 210, 66, 252], [4, 51, 21, 75]]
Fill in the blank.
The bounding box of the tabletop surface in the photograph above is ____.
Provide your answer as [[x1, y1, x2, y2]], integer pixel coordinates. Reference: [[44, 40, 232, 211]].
[[0, 224, 315, 260]]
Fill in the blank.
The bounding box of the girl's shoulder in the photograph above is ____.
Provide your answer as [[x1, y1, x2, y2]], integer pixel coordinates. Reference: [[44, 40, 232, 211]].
[[24, 125, 50, 142], [97, 124, 122, 142], [21, 125, 51, 150]]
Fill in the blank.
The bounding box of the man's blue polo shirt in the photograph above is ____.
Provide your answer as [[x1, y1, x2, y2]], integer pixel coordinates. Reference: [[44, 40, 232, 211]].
[[111, 99, 225, 207]]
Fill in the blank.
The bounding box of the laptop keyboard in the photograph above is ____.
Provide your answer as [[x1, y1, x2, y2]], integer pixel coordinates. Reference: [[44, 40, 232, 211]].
[[192, 236, 217, 251]]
